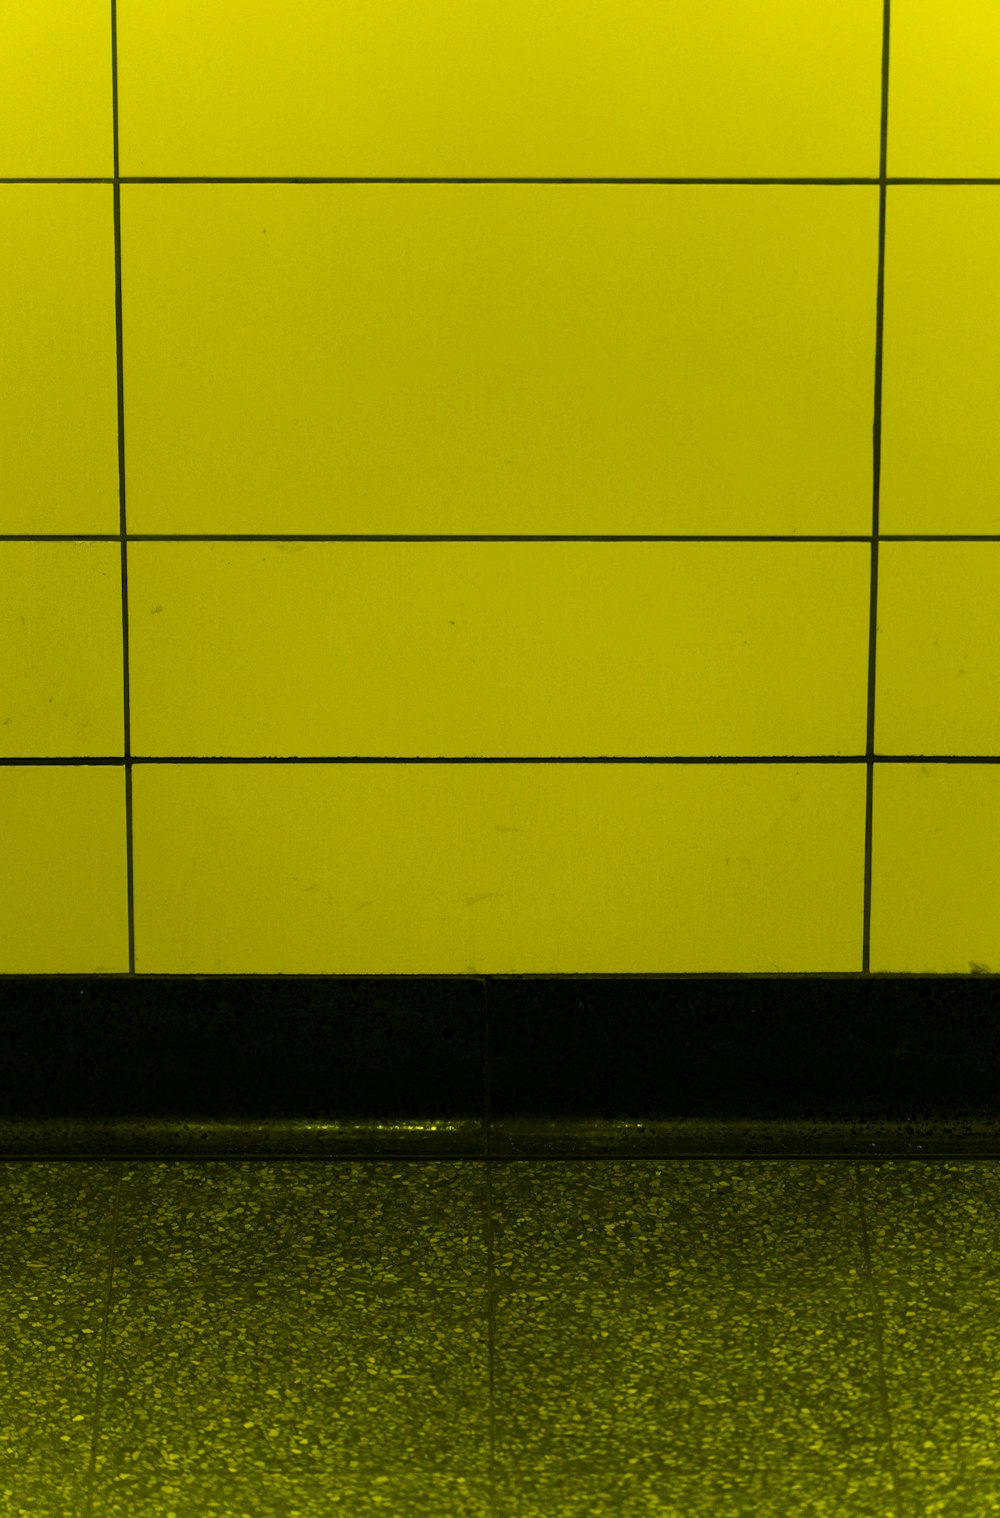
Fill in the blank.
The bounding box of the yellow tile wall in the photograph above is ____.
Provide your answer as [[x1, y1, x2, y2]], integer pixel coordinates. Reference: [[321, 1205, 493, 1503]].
[[2, 1, 999, 974]]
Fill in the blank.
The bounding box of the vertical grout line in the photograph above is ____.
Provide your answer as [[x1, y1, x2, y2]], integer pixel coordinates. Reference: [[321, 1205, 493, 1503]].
[[81, 1161, 125, 1518], [110, 0, 135, 973], [853, 1162, 903, 1514], [863, 0, 891, 975], [483, 977, 497, 1517]]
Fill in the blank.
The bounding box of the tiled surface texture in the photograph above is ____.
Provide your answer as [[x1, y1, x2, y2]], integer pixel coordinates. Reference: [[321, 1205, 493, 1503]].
[[3, 2, 1000, 974], [3, 1157, 1000, 1516]]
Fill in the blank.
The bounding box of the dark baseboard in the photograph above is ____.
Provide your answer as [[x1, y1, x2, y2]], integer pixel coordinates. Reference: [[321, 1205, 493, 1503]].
[[0, 974, 997, 1159]]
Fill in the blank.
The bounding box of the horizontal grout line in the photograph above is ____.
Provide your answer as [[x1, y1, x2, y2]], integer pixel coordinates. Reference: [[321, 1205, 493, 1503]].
[[1, 755, 996, 766], [0, 971, 981, 979], [3, 176, 1000, 186], [4, 535, 1000, 545]]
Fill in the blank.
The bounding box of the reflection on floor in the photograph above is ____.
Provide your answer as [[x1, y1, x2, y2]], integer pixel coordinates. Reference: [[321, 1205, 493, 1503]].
[[2, 1157, 998, 1517]]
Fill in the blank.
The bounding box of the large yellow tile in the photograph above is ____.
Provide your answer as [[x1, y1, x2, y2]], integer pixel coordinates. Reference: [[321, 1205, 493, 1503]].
[[0, 766, 128, 972], [880, 189, 1000, 536], [117, 0, 882, 179], [876, 545, 1000, 757], [871, 765, 1000, 974], [889, 0, 1000, 178], [127, 542, 870, 758], [0, 187, 120, 536], [0, 0, 111, 178], [131, 763, 866, 973], [0, 544, 124, 757], [122, 184, 878, 538]]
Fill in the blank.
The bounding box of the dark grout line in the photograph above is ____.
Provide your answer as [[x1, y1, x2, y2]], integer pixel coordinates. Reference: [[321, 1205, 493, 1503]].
[[110, 0, 135, 975], [0, 971, 982, 980], [4, 534, 1000, 544], [80, 12, 131, 1509], [1, 755, 998, 766], [482, 980, 497, 1511], [4, 176, 1000, 186], [862, 0, 892, 979], [855, 1159, 903, 1514]]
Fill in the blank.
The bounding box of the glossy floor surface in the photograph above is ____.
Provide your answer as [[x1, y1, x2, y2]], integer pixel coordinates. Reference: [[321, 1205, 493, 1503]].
[[2, 1155, 998, 1516]]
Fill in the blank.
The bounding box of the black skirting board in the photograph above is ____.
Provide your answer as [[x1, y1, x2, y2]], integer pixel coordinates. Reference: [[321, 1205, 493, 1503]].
[[0, 974, 997, 1159]]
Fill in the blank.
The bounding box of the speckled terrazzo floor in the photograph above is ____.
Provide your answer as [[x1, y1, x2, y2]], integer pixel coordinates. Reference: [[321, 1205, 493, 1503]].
[[3, 1157, 998, 1517]]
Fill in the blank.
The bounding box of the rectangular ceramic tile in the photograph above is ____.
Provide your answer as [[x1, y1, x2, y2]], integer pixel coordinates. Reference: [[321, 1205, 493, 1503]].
[[0, 542, 124, 757], [880, 188, 1000, 536], [120, 184, 878, 538], [91, 1160, 491, 1516], [130, 762, 866, 973], [0, 0, 111, 178], [126, 542, 871, 759], [871, 765, 1000, 974], [0, 767, 128, 972], [876, 544, 1000, 756], [116, 0, 883, 179], [888, 0, 1000, 178], [490, 1160, 894, 1513], [0, 186, 120, 536]]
